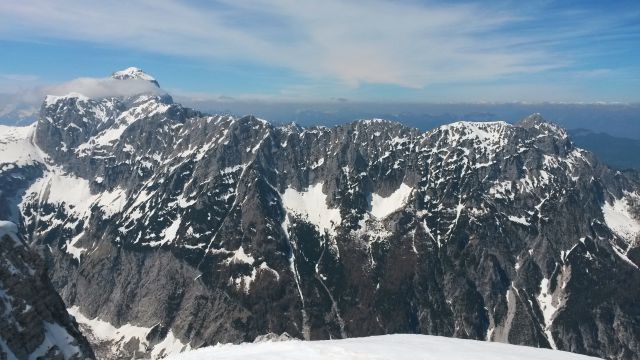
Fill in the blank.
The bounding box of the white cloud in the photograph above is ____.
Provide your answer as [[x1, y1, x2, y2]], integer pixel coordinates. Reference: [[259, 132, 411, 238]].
[[0, 76, 163, 123], [5, 77, 163, 104], [43, 77, 163, 99], [0, 0, 564, 88]]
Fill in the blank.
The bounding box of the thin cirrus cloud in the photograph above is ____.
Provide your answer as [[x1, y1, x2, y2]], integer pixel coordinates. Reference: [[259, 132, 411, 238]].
[[0, 0, 572, 89]]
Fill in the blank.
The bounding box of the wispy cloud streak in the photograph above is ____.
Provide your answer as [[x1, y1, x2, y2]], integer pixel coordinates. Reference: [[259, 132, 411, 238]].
[[0, 0, 584, 88]]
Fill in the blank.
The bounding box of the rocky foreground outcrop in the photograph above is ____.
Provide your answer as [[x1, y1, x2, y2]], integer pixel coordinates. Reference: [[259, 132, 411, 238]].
[[0, 220, 94, 359]]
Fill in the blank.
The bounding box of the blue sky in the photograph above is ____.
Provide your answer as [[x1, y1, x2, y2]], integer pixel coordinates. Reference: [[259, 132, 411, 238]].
[[0, 0, 638, 103]]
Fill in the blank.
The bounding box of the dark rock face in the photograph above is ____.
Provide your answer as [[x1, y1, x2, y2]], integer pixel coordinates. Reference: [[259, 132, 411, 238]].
[[2, 70, 640, 359], [0, 221, 94, 359]]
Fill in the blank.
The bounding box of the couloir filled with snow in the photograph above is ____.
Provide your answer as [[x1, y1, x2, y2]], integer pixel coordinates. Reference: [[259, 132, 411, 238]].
[[168, 334, 600, 360], [602, 192, 640, 245]]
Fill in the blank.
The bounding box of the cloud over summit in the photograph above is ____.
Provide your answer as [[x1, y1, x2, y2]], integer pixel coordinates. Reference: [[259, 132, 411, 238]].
[[44, 77, 163, 99]]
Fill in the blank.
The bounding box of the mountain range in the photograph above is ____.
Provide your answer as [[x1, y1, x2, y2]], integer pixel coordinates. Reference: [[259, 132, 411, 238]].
[[1, 68, 639, 359]]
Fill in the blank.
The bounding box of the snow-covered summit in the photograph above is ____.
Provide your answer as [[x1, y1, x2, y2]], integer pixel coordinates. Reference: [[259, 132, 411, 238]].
[[436, 120, 511, 134], [519, 112, 546, 126], [44, 92, 91, 106], [112, 67, 159, 87], [169, 334, 599, 360], [41, 68, 165, 109], [518, 113, 568, 138], [431, 120, 512, 152], [432, 114, 569, 147]]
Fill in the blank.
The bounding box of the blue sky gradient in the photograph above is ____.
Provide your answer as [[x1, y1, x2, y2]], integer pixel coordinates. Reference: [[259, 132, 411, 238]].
[[0, 0, 638, 102]]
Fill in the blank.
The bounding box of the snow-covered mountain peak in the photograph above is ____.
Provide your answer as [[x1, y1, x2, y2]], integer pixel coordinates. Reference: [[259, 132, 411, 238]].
[[42, 69, 165, 111], [518, 113, 568, 138], [430, 120, 512, 152], [171, 334, 600, 360], [435, 120, 510, 134], [44, 92, 91, 107], [429, 116, 569, 150], [520, 112, 546, 126], [111, 67, 159, 87]]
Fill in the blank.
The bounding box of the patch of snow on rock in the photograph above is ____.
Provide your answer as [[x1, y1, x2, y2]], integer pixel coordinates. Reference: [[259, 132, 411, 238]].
[[21, 170, 95, 216], [603, 193, 640, 245], [95, 187, 127, 216], [508, 215, 530, 226], [226, 246, 255, 265], [281, 182, 341, 235], [370, 183, 413, 219], [0, 220, 19, 244], [29, 322, 82, 360], [152, 215, 182, 247], [68, 306, 190, 359], [0, 124, 47, 167]]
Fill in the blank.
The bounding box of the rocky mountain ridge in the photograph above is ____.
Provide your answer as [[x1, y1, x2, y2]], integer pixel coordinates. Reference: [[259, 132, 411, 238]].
[[1, 68, 639, 359], [0, 220, 94, 359]]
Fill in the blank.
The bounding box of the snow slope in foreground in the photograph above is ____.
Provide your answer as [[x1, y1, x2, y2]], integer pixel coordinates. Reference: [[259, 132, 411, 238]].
[[169, 334, 600, 360]]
